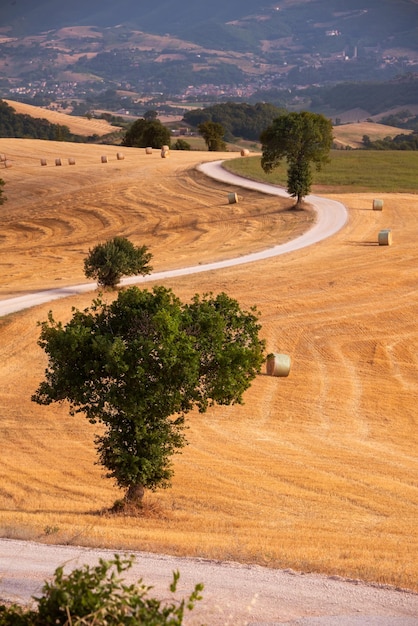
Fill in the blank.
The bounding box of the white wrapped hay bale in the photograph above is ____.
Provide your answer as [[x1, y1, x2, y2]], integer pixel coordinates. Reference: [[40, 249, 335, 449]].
[[228, 192, 238, 204], [378, 229, 392, 246], [266, 353, 291, 377], [373, 199, 383, 211]]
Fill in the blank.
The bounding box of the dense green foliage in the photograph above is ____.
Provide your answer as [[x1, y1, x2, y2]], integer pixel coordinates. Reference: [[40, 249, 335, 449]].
[[0, 100, 83, 141], [0, 555, 203, 625], [260, 111, 333, 204], [362, 131, 418, 150], [172, 138, 191, 150], [32, 286, 265, 505], [223, 151, 418, 193], [183, 102, 285, 141], [122, 118, 171, 149], [198, 121, 227, 151], [84, 237, 153, 288]]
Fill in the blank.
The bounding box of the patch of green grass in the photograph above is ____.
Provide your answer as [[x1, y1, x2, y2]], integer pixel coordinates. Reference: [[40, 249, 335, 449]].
[[223, 151, 418, 193]]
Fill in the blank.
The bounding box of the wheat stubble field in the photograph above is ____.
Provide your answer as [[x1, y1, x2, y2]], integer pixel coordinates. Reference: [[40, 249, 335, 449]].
[[0, 138, 417, 592]]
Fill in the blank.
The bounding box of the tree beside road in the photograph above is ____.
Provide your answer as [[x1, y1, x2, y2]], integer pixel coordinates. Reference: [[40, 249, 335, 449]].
[[260, 111, 333, 206]]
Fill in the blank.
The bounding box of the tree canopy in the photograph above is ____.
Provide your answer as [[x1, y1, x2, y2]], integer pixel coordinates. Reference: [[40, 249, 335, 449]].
[[184, 102, 285, 141], [198, 121, 227, 151], [260, 111, 333, 205], [32, 286, 265, 508], [122, 117, 171, 148], [83, 236, 153, 288]]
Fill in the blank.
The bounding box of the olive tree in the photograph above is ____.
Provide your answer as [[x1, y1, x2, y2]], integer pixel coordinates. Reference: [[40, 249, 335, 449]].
[[84, 236, 152, 288], [260, 111, 333, 206], [32, 286, 265, 508]]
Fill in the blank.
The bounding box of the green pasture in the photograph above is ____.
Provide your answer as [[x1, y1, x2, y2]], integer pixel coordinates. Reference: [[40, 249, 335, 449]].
[[223, 151, 418, 193]]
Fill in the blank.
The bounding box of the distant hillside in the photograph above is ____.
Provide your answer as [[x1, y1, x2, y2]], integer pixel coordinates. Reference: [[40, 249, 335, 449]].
[[1, 0, 417, 118], [3, 0, 418, 53], [3, 100, 116, 137], [332, 121, 413, 149]]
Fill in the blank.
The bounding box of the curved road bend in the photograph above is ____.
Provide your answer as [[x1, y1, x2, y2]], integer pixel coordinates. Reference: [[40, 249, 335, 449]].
[[0, 161, 348, 318]]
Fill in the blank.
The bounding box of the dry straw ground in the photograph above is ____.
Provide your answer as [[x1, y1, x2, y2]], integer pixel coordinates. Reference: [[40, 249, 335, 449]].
[[0, 138, 417, 592]]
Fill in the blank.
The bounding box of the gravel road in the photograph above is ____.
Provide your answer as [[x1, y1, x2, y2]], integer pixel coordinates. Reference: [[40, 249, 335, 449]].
[[0, 539, 417, 625]]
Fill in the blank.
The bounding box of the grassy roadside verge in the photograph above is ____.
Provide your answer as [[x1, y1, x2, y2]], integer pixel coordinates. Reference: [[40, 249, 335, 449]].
[[223, 151, 418, 193]]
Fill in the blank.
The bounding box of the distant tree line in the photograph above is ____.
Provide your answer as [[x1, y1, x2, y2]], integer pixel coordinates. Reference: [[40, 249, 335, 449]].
[[308, 74, 418, 117], [362, 131, 418, 150], [379, 110, 418, 132], [183, 102, 285, 141], [0, 100, 93, 142]]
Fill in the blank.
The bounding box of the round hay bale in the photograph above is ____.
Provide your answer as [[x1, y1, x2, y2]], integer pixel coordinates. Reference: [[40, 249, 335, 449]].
[[161, 148, 169, 158], [266, 353, 291, 377], [55, 158, 62, 166], [116, 152, 124, 160], [40, 158, 47, 166], [4, 160, 12, 168], [373, 199, 383, 211], [228, 192, 238, 204], [0, 154, 6, 162], [240, 148, 250, 157], [68, 157, 76, 165], [101, 155, 108, 163], [145, 147, 153, 154], [378, 229, 392, 246]]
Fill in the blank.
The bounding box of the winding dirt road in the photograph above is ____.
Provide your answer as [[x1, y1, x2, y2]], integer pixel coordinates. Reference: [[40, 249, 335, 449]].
[[0, 161, 347, 317], [0, 159, 417, 624]]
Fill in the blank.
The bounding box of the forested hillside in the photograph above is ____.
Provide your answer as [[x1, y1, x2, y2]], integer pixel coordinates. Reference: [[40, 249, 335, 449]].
[[0, 100, 78, 141], [307, 75, 418, 116]]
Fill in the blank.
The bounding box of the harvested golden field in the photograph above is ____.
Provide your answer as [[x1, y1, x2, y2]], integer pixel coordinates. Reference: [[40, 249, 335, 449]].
[[4, 100, 115, 136], [332, 121, 412, 149], [0, 138, 417, 591]]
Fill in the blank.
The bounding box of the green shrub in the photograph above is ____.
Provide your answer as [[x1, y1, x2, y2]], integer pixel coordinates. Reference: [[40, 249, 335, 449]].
[[0, 554, 203, 625]]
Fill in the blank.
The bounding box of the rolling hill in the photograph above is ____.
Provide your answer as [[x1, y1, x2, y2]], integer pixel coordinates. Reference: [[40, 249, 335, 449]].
[[0, 138, 417, 592]]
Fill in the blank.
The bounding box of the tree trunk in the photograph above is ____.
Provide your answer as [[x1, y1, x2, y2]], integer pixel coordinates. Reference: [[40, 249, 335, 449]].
[[125, 482, 145, 505]]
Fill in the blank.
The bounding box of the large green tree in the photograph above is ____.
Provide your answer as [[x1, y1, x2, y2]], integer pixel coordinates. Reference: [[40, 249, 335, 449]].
[[32, 286, 265, 508], [198, 121, 227, 151], [122, 118, 171, 148], [84, 236, 153, 288], [260, 111, 333, 206]]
